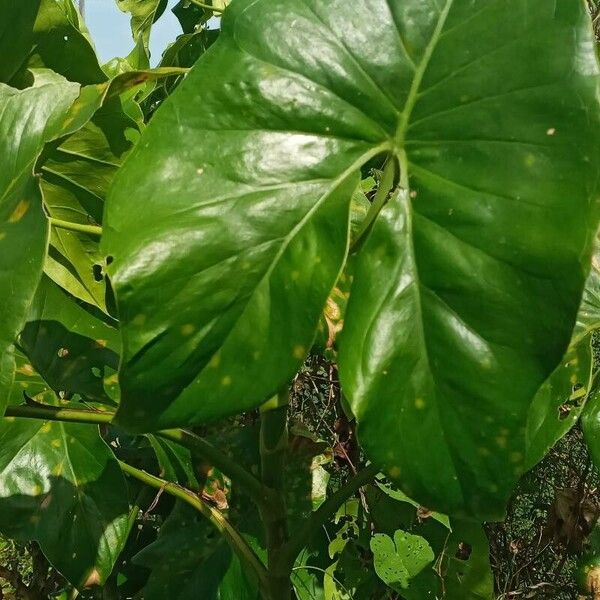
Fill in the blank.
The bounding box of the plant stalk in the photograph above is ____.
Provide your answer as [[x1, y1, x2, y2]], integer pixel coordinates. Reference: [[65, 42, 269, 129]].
[[118, 460, 269, 595], [259, 392, 292, 600], [4, 404, 266, 508], [48, 217, 102, 237], [350, 157, 397, 251]]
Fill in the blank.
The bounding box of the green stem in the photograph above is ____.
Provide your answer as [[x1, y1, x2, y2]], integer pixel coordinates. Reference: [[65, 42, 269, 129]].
[[4, 405, 265, 507], [5, 404, 113, 425], [350, 157, 397, 252], [281, 464, 378, 569], [188, 0, 225, 13], [158, 428, 266, 507], [118, 461, 269, 594], [48, 217, 103, 237], [259, 392, 291, 600]]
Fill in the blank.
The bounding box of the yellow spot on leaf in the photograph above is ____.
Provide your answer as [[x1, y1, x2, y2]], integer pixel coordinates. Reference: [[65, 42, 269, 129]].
[[389, 466, 401, 479], [209, 353, 221, 369], [16, 364, 34, 376], [9, 200, 30, 223], [180, 323, 195, 336], [104, 373, 119, 386], [95, 339, 107, 348], [414, 398, 426, 410], [291, 271, 300, 281], [510, 452, 523, 464], [41, 423, 52, 433], [293, 345, 306, 360], [51, 439, 61, 448], [53, 464, 64, 476], [132, 314, 146, 326], [546, 127, 556, 136], [495, 436, 507, 449], [221, 376, 232, 387]]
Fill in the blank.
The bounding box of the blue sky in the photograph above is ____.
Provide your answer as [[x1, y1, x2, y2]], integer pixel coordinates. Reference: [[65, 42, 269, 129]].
[[84, 0, 184, 65]]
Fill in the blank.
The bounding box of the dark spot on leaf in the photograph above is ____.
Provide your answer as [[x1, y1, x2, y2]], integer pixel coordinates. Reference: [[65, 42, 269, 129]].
[[455, 541, 472, 561], [92, 264, 103, 282]]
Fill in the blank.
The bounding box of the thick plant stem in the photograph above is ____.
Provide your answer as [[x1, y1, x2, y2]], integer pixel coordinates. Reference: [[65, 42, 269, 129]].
[[4, 404, 266, 508], [48, 217, 103, 237], [259, 392, 292, 600], [119, 461, 269, 596]]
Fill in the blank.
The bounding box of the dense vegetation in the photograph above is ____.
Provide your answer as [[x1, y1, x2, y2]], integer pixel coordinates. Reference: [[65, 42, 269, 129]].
[[2, 0, 600, 598]]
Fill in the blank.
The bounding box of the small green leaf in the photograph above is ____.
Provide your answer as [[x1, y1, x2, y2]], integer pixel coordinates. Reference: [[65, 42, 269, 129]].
[[371, 530, 434, 591], [116, 0, 169, 67]]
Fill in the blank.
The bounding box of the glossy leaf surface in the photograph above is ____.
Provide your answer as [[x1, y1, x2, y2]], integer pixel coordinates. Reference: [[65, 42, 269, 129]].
[[0, 75, 80, 415], [338, 3, 600, 517], [105, 0, 600, 518], [0, 0, 41, 83], [525, 337, 593, 469], [104, 0, 376, 430], [0, 412, 129, 587]]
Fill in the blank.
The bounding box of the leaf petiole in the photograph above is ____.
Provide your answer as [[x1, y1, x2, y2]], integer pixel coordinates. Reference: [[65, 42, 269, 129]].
[[48, 217, 103, 237]]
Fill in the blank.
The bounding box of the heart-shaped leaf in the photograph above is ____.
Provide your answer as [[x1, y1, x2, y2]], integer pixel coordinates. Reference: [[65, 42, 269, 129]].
[[371, 530, 434, 591]]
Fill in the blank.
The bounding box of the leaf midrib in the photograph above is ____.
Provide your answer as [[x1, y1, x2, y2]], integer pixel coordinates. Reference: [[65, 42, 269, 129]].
[[394, 0, 454, 150]]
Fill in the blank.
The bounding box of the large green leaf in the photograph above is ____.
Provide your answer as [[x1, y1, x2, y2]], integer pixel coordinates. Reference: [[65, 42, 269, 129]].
[[21, 0, 106, 86], [0, 411, 129, 587], [104, 0, 600, 521], [0, 74, 82, 416], [337, 3, 600, 517], [0, 0, 41, 83], [104, 0, 378, 431]]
